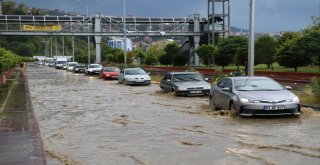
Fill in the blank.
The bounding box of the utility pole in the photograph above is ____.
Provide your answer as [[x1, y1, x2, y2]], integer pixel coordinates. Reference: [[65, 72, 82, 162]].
[[123, 0, 127, 67], [248, 0, 255, 76]]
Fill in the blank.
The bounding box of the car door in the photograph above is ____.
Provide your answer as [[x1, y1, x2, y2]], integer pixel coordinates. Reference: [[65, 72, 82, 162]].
[[219, 79, 233, 109], [161, 73, 172, 92], [213, 78, 227, 107]]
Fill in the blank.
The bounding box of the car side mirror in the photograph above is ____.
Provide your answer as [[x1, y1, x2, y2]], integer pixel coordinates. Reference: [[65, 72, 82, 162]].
[[205, 78, 209, 81], [167, 79, 171, 82], [147, 72, 150, 75], [222, 87, 232, 92]]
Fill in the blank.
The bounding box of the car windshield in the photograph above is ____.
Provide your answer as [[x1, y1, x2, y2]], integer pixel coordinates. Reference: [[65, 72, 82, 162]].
[[89, 65, 101, 68], [103, 67, 120, 72], [125, 68, 146, 75], [235, 78, 285, 91], [57, 61, 67, 64], [173, 73, 204, 82], [75, 65, 85, 68]]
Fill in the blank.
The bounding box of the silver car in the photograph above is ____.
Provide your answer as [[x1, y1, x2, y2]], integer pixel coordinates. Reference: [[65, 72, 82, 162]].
[[117, 68, 151, 85], [160, 72, 211, 96], [209, 76, 301, 117]]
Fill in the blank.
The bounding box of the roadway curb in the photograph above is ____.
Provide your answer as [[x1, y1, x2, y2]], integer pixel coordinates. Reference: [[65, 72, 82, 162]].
[[24, 67, 47, 165], [302, 104, 320, 111]]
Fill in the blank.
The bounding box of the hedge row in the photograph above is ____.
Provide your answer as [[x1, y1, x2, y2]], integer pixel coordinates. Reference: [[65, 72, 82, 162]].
[[0, 47, 22, 74]]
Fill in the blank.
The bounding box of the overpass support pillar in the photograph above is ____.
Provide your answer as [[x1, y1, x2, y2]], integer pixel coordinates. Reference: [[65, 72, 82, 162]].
[[94, 14, 102, 64], [193, 14, 200, 66]]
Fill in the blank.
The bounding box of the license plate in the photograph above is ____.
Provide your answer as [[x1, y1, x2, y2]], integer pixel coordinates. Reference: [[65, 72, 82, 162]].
[[136, 80, 144, 82], [264, 105, 285, 110], [190, 91, 202, 94]]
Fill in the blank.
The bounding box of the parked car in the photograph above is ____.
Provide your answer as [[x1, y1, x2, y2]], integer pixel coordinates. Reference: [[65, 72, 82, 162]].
[[62, 63, 68, 70], [73, 64, 86, 73], [99, 67, 120, 80], [117, 68, 151, 85], [160, 72, 211, 96], [209, 76, 301, 117], [49, 62, 56, 67], [66, 62, 79, 71], [85, 64, 103, 75]]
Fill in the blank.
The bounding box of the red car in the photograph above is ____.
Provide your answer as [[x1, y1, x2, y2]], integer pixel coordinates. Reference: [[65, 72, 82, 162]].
[[99, 67, 120, 80]]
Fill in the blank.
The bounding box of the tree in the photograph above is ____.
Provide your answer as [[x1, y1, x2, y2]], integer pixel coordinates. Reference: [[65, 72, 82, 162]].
[[276, 38, 311, 72], [159, 42, 181, 66], [196, 44, 217, 68], [145, 54, 159, 65], [294, 31, 320, 71], [135, 50, 146, 64], [278, 32, 299, 45], [255, 35, 278, 70], [216, 36, 247, 69]]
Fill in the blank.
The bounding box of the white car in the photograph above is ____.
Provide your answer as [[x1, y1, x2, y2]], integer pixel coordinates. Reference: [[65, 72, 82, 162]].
[[85, 64, 103, 75], [66, 62, 79, 71], [118, 68, 151, 85]]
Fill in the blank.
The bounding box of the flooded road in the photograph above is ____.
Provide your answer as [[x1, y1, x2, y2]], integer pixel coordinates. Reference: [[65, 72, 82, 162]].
[[26, 64, 320, 165]]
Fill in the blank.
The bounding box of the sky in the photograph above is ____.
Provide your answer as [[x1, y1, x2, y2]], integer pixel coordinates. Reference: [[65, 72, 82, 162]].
[[13, 0, 320, 32]]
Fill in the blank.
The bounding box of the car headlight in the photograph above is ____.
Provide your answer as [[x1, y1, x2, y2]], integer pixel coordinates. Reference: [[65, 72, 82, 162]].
[[177, 86, 187, 90], [240, 98, 250, 103], [240, 98, 260, 103], [288, 96, 300, 102], [293, 96, 300, 102]]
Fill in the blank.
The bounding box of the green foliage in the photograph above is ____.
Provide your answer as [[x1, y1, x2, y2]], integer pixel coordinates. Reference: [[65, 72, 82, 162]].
[[145, 54, 159, 65], [216, 36, 248, 69], [159, 42, 181, 66], [276, 37, 311, 72], [0, 47, 22, 74], [310, 77, 320, 100], [255, 35, 278, 68], [2, 1, 43, 15], [196, 44, 217, 67], [173, 54, 187, 66]]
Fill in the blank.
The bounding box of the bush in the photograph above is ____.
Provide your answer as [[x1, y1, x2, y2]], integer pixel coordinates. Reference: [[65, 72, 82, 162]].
[[0, 47, 22, 74], [310, 76, 320, 100]]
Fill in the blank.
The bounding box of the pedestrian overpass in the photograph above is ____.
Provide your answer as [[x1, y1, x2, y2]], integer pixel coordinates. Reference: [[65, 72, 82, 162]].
[[0, 14, 221, 65]]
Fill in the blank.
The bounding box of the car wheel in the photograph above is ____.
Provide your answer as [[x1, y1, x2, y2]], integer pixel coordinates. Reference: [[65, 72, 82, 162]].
[[123, 80, 128, 85], [209, 95, 218, 111], [171, 88, 177, 96], [229, 102, 238, 115]]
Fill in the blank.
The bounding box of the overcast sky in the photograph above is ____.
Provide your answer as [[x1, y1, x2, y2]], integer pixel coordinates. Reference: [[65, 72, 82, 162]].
[[13, 0, 320, 32]]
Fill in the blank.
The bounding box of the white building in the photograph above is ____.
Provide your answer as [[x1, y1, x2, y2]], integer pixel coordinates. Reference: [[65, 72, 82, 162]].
[[108, 38, 133, 51]]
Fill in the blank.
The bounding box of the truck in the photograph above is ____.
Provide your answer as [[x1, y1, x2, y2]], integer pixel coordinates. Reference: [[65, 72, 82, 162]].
[[55, 57, 68, 69]]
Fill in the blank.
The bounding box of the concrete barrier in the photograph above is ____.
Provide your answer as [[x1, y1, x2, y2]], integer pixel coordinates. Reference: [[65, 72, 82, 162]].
[[0, 67, 17, 88]]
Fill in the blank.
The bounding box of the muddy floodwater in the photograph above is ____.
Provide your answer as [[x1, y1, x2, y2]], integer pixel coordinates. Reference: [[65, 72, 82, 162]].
[[26, 64, 320, 165]]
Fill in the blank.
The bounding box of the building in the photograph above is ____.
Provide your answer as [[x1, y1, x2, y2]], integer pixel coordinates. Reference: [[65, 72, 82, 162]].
[[108, 38, 133, 51]]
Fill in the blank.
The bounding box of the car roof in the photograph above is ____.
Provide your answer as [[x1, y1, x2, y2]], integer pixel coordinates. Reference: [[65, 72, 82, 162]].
[[123, 67, 143, 70], [226, 76, 272, 80], [167, 72, 200, 75]]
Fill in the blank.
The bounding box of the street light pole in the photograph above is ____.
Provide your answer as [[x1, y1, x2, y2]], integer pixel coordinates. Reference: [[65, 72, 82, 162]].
[[87, 4, 91, 64], [123, 0, 127, 67], [248, 0, 255, 76]]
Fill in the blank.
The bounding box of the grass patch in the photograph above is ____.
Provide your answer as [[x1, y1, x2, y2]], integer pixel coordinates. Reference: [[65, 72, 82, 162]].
[[151, 73, 164, 83], [214, 63, 319, 73], [0, 112, 3, 119], [296, 86, 320, 107]]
